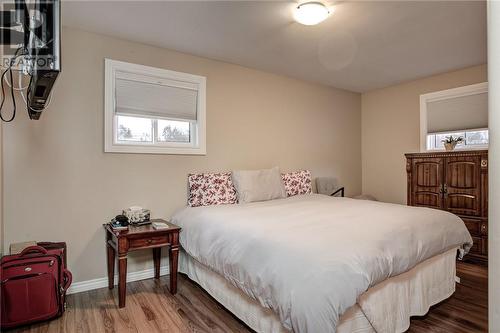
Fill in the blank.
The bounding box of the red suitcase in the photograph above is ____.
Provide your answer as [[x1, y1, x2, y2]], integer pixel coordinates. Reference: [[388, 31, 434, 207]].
[[0, 245, 72, 329]]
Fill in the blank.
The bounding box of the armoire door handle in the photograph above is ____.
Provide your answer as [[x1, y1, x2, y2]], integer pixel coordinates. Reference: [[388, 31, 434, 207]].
[[439, 184, 448, 197]]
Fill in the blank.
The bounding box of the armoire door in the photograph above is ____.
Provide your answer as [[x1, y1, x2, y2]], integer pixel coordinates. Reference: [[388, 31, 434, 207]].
[[444, 155, 482, 216], [411, 158, 444, 209]]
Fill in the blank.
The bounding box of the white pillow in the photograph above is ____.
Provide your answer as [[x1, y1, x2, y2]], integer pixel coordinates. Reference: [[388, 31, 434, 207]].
[[232, 167, 286, 203]]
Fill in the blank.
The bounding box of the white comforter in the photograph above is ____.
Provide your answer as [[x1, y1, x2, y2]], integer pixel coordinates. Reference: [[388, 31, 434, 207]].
[[172, 194, 472, 333]]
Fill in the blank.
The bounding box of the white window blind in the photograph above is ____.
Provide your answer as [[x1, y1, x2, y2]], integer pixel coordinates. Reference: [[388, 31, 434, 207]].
[[115, 73, 198, 121], [427, 92, 488, 133]]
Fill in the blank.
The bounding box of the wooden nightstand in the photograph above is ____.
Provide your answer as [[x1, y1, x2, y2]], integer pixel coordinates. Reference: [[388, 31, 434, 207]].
[[104, 219, 181, 308]]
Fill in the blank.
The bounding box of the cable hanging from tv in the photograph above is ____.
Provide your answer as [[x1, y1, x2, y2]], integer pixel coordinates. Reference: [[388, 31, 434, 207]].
[[0, 0, 61, 122]]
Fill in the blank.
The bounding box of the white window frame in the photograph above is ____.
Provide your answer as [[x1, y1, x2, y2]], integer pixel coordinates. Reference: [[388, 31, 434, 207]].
[[419, 82, 488, 152], [104, 59, 206, 155]]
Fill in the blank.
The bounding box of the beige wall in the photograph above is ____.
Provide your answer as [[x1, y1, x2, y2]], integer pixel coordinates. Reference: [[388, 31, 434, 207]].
[[3, 27, 361, 282], [361, 64, 487, 204]]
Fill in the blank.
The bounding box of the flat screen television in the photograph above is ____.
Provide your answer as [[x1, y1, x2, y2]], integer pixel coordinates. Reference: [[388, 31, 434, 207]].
[[1, 0, 61, 120], [24, 0, 61, 119]]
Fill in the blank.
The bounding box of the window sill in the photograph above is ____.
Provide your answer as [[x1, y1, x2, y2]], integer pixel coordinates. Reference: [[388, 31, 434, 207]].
[[104, 144, 206, 155]]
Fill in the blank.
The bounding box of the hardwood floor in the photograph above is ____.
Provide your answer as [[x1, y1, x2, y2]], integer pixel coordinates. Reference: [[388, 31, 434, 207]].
[[407, 261, 488, 333], [9, 262, 487, 333]]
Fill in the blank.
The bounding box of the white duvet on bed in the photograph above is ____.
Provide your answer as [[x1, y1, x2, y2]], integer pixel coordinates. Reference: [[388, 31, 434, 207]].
[[172, 194, 472, 333]]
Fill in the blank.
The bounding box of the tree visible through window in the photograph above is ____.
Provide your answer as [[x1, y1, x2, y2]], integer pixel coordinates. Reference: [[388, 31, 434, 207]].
[[116, 115, 152, 142], [118, 124, 132, 139], [158, 119, 190, 143]]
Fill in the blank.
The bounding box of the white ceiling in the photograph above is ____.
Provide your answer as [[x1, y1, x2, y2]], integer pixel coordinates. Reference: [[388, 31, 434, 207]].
[[62, 1, 487, 92]]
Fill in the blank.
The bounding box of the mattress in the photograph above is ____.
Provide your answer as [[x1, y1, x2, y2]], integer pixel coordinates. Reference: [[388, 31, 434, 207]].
[[180, 247, 458, 333]]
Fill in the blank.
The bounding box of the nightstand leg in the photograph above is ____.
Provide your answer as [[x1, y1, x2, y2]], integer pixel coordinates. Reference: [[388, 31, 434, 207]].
[[118, 256, 127, 308], [106, 244, 115, 289], [169, 245, 179, 294], [153, 247, 161, 279]]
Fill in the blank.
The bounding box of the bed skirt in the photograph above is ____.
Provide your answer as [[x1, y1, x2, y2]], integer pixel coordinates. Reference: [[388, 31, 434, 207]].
[[179, 248, 457, 333]]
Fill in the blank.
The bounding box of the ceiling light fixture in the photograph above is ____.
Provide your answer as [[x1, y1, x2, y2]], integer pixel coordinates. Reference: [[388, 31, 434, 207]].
[[294, 2, 331, 26]]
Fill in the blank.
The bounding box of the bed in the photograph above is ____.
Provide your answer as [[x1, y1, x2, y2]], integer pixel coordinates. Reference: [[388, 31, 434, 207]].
[[172, 194, 472, 333]]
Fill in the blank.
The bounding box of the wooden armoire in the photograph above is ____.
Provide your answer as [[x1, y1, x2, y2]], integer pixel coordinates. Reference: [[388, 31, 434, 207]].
[[405, 150, 488, 264]]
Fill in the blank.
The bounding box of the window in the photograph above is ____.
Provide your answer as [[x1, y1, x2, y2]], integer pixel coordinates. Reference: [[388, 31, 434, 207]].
[[420, 82, 488, 152], [104, 59, 206, 154], [426, 128, 489, 150]]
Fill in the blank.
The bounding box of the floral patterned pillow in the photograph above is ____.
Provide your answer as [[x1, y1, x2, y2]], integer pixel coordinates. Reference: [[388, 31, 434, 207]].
[[281, 170, 312, 197], [188, 172, 238, 207]]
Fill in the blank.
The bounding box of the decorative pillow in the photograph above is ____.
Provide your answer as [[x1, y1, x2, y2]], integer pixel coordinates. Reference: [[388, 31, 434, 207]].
[[232, 167, 286, 204], [281, 170, 312, 197], [188, 172, 238, 207]]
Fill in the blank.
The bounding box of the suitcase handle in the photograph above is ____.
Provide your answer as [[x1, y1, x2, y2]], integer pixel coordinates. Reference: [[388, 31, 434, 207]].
[[62, 269, 72, 292], [19, 246, 48, 256]]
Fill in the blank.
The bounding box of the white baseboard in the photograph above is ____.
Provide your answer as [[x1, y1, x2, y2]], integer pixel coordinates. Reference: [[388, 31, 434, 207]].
[[67, 264, 170, 295]]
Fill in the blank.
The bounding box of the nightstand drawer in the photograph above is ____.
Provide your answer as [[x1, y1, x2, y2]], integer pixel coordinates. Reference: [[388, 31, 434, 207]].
[[129, 236, 168, 249]]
